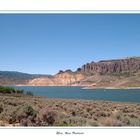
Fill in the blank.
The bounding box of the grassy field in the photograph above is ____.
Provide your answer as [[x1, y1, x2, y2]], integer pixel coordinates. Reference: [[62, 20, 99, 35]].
[[0, 92, 140, 126]]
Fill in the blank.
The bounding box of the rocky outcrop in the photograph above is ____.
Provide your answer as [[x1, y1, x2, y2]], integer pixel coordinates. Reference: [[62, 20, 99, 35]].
[[28, 72, 85, 86], [28, 77, 54, 86], [53, 72, 85, 86], [80, 57, 140, 75]]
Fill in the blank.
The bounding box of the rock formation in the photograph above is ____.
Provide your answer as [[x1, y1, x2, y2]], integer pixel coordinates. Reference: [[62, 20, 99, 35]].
[[1, 57, 140, 88], [28, 71, 85, 86], [80, 57, 140, 74]]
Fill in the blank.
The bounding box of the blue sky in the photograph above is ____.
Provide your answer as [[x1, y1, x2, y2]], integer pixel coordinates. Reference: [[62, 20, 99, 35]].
[[0, 14, 140, 74]]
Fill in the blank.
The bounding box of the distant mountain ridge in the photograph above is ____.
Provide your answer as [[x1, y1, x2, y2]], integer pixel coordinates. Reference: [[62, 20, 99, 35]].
[[0, 71, 51, 85], [0, 57, 140, 88]]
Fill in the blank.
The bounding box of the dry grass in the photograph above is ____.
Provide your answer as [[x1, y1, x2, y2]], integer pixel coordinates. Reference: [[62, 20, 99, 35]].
[[0, 94, 140, 126]]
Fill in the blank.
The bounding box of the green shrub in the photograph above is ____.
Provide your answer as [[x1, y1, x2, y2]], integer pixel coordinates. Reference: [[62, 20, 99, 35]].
[[36, 108, 57, 126], [0, 86, 16, 94], [0, 86, 24, 94], [58, 116, 87, 126], [116, 113, 140, 126], [0, 86, 34, 97]]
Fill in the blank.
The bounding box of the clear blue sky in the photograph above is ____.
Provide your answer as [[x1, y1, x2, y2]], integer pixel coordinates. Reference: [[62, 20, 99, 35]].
[[0, 14, 140, 74]]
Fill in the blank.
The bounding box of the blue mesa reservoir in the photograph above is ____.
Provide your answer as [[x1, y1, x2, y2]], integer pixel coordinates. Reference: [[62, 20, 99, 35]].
[[13, 86, 140, 103]]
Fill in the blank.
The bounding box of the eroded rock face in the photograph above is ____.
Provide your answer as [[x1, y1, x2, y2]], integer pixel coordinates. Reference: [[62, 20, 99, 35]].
[[53, 72, 85, 86], [28, 72, 85, 86], [80, 57, 140, 74], [28, 77, 54, 86]]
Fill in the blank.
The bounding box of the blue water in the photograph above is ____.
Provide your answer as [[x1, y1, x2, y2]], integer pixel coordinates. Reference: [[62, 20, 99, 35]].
[[13, 86, 140, 103]]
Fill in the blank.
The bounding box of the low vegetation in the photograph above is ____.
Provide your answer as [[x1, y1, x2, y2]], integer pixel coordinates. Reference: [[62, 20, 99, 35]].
[[0, 86, 33, 96], [111, 72, 137, 77], [0, 93, 140, 126]]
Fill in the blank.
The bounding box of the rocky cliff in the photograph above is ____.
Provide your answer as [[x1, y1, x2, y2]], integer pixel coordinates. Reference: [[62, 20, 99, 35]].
[[28, 71, 85, 86], [80, 57, 140, 75]]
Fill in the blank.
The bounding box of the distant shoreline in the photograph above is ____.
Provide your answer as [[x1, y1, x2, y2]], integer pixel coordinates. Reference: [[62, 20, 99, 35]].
[[82, 86, 140, 89], [11, 85, 140, 89]]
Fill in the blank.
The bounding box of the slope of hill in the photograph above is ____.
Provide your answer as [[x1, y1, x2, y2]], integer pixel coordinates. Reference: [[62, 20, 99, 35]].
[[78, 57, 140, 88], [28, 71, 85, 86], [0, 71, 50, 86]]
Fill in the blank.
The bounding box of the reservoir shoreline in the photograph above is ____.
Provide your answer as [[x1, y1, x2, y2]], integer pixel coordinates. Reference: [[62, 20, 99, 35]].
[[15, 85, 140, 89]]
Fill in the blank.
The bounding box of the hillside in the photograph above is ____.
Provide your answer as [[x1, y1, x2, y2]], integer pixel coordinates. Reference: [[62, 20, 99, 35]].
[[78, 57, 140, 88], [0, 57, 140, 88], [28, 71, 85, 86], [0, 71, 50, 86]]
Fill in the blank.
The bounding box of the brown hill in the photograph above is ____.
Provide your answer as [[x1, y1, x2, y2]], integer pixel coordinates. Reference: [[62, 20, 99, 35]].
[[80, 73, 140, 88], [77, 57, 140, 88], [28, 71, 85, 86]]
